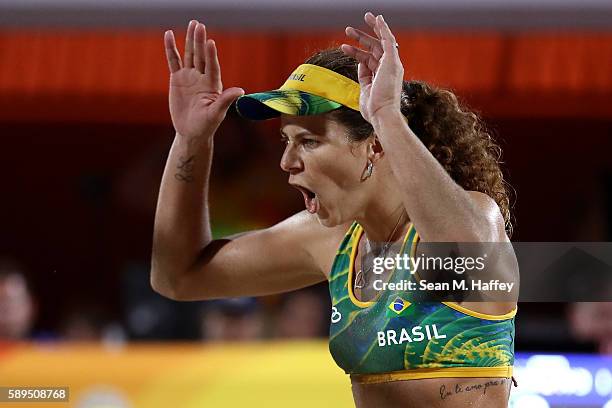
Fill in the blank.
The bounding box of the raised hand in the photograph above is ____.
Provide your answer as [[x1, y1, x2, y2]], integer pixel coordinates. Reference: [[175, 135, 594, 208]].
[[164, 20, 244, 140], [341, 12, 404, 124]]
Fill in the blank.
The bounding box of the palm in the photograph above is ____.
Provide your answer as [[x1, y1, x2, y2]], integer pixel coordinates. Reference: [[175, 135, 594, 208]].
[[169, 69, 219, 137], [164, 21, 244, 139], [361, 60, 401, 122]]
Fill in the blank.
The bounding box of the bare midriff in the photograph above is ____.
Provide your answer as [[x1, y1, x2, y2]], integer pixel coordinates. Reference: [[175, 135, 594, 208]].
[[351, 376, 512, 408]]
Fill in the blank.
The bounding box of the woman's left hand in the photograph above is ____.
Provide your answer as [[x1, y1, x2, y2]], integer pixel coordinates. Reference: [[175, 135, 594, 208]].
[[341, 12, 404, 125]]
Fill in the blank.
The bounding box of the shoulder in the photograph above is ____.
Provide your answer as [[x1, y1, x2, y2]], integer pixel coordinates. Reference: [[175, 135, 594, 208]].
[[270, 211, 351, 277], [467, 190, 508, 242], [271, 210, 349, 237], [467, 191, 500, 217]]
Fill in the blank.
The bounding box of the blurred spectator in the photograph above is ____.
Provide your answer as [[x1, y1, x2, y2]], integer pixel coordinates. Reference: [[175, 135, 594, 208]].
[[61, 312, 101, 341], [276, 288, 328, 339], [200, 298, 264, 341], [58, 303, 126, 343], [566, 177, 612, 354], [568, 302, 612, 354], [123, 264, 202, 340], [0, 257, 36, 340]]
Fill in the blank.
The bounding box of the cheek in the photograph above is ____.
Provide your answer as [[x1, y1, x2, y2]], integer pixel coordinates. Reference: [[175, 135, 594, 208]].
[[314, 153, 363, 191]]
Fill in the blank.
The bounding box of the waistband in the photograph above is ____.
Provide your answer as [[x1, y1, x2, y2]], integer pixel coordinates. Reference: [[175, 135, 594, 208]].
[[350, 366, 513, 384]]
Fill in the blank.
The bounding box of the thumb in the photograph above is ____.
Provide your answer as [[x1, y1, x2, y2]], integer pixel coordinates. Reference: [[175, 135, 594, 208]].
[[213, 87, 245, 115]]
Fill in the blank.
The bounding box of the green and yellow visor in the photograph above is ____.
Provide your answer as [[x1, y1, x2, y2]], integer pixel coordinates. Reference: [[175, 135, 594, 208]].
[[236, 64, 360, 120]]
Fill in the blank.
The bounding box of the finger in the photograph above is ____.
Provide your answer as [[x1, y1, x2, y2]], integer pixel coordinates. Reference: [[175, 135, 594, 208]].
[[164, 30, 182, 73], [183, 19, 197, 68], [377, 15, 399, 57], [341, 44, 379, 74], [194, 23, 206, 73], [357, 62, 373, 87], [364, 11, 382, 39], [211, 87, 245, 117], [345, 26, 383, 60], [341, 44, 379, 72], [205, 39, 222, 88]]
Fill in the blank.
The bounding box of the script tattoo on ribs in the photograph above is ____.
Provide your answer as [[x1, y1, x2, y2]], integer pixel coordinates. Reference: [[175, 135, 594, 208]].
[[439, 378, 508, 401]]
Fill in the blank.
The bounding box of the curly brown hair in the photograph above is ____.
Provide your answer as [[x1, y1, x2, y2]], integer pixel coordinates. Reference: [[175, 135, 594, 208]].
[[305, 48, 514, 236]]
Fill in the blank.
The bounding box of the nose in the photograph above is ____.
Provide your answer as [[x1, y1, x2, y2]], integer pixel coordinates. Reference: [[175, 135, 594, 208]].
[[280, 143, 303, 174]]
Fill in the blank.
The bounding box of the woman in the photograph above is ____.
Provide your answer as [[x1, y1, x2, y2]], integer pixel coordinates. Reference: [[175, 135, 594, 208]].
[[152, 12, 518, 407]]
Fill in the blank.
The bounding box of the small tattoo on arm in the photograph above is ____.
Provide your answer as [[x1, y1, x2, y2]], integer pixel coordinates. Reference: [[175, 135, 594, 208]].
[[175, 155, 195, 183]]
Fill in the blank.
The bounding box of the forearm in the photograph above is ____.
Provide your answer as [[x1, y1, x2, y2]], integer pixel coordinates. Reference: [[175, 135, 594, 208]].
[[151, 131, 214, 295], [371, 108, 490, 242]]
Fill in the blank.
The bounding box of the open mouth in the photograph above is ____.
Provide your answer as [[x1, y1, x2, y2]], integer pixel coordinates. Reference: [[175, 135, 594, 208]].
[[291, 184, 320, 214]]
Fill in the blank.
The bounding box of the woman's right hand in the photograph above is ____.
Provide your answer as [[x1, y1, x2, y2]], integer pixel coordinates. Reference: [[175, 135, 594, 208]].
[[164, 20, 245, 140]]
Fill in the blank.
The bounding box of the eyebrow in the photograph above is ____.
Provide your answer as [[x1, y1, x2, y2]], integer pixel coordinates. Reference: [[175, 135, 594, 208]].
[[279, 130, 321, 139]]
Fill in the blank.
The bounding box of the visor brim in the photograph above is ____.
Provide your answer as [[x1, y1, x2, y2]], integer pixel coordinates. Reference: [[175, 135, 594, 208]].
[[236, 89, 342, 121]]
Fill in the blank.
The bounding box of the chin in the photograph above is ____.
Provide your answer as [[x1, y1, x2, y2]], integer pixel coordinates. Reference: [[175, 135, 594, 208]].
[[316, 215, 336, 228], [315, 209, 346, 228]]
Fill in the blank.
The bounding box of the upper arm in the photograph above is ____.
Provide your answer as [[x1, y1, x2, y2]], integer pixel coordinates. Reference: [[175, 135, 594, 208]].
[[415, 191, 517, 314], [169, 211, 340, 300]]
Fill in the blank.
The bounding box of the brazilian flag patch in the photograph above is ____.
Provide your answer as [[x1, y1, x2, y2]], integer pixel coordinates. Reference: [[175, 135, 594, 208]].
[[387, 297, 411, 318]]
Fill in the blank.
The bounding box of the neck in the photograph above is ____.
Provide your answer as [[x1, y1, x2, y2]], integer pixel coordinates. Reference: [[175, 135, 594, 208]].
[[354, 170, 410, 243]]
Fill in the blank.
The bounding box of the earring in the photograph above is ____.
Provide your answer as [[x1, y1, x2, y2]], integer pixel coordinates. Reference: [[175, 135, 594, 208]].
[[361, 160, 373, 181]]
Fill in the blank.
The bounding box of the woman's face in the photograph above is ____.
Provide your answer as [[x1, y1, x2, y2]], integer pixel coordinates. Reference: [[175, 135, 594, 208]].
[[280, 114, 371, 227]]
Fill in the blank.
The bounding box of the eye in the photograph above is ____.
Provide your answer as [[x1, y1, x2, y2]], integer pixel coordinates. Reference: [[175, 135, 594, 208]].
[[302, 138, 320, 148], [280, 135, 289, 145]]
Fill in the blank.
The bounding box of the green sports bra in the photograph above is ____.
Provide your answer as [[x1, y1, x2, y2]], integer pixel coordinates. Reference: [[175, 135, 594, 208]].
[[328, 222, 516, 384]]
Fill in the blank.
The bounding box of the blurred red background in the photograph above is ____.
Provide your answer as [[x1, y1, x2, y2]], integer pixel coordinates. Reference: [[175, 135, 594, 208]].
[[0, 23, 611, 349]]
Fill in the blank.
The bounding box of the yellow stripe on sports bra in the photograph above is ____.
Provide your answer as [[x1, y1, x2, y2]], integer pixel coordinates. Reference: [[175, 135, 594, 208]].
[[442, 302, 517, 321], [351, 366, 514, 384]]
